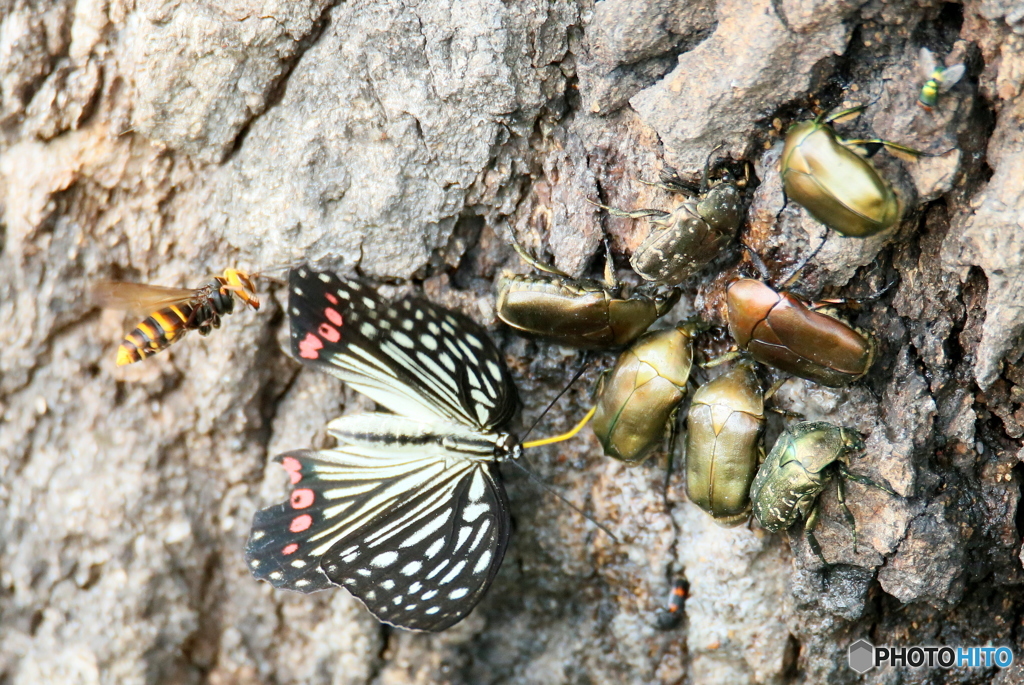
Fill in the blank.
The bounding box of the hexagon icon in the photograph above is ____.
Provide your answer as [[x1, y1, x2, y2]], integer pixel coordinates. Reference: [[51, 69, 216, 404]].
[[848, 639, 875, 673]]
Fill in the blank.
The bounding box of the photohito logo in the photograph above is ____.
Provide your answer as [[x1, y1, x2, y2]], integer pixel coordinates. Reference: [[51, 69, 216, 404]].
[[848, 639, 1014, 672]]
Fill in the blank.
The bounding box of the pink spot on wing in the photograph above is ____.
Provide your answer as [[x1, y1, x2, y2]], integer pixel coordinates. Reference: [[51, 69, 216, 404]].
[[281, 456, 303, 484], [290, 514, 312, 533], [282, 543, 299, 555], [290, 488, 315, 509], [318, 323, 341, 343], [325, 293, 339, 305], [324, 306, 343, 326], [298, 332, 323, 359]]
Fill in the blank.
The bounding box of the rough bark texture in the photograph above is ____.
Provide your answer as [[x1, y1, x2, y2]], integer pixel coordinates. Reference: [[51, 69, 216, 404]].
[[2, 0, 1023, 684]]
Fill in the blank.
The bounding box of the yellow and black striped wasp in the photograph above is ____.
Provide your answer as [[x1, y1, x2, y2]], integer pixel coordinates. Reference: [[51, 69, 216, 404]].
[[93, 268, 260, 366]]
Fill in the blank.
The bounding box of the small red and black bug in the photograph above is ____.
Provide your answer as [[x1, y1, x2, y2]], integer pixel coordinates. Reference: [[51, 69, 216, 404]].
[[655, 578, 690, 631]]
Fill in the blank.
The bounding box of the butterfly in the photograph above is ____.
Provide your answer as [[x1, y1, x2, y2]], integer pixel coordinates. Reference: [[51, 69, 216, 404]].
[[245, 266, 522, 631]]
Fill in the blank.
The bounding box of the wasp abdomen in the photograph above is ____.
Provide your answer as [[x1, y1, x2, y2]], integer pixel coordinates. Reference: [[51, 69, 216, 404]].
[[117, 304, 194, 365]]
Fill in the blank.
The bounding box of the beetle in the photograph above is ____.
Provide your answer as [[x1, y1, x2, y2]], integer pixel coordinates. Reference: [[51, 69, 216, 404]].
[[496, 231, 679, 348], [749, 421, 895, 562], [683, 359, 766, 526], [591, 323, 696, 465], [726, 277, 875, 387], [593, 153, 744, 286], [780, 105, 928, 238], [918, 47, 965, 111]]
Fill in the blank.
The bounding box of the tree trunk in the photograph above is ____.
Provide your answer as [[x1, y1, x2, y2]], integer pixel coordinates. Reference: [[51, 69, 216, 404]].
[[1, 0, 1023, 683]]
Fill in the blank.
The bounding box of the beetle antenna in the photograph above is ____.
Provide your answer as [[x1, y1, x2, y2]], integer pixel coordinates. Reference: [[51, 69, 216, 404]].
[[505, 458, 619, 542]]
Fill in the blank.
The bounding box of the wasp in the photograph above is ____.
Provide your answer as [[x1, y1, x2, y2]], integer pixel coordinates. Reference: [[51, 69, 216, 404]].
[[93, 268, 260, 365]]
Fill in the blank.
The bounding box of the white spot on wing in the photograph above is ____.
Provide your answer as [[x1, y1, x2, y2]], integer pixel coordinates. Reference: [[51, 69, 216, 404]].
[[371, 551, 399, 567], [469, 471, 486, 501], [455, 526, 473, 550], [425, 539, 445, 558], [463, 503, 490, 522], [440, 561, 467, 585], [473, 550, 493, 574]]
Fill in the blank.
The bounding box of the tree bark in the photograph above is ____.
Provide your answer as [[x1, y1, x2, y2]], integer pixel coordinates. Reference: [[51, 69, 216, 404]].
[[1, 0, 1023, 683]]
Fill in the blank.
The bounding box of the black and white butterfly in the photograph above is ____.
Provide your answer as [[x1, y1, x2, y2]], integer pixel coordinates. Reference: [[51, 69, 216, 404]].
[[245, 266, 521, 631]]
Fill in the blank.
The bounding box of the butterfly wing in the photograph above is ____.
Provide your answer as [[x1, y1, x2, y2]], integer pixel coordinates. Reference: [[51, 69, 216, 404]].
[[245, 415, 510, 632], [287, 267, 518, 430]]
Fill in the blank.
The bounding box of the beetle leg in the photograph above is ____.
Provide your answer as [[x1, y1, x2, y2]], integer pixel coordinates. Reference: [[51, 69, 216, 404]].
[[698, 144, 725, 194], [601, 237, 618, 289], [808, 283, 895, 311], [738, 242, 772, 281], [842, 138, 949, 162], [504, 225, 570, 277], [803, 503, 827, 564], [655, 165, 701, 195], [590, 199, 671, 221], [822, 105, 867, 125], [769, 0, 792, 32], [838, 464, 897, 496], [663, 409, 682, 499], [701, 349, 742, 369], [835, 475, 859, 554]]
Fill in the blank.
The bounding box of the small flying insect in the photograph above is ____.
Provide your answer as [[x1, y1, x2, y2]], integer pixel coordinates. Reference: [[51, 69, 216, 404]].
[[918, 47, 965, 111], [93, 268, 260, 365]]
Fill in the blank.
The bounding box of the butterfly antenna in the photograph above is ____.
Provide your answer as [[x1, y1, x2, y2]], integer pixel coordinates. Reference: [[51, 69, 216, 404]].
[[506, 458, 619, 542], [521, 354, 593, 443], [522, 406, 596, 449]]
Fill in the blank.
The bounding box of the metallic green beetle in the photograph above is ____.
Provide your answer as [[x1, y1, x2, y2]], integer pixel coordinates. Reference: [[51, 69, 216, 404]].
[[496, 231, 679, 348], [591, 324, 695, 465], [593, 156, 744, 286], [684, 359, 766, 526], [749, 421, 896, 562], [780, 105, 927, 238], [918, 47, 965, 111]]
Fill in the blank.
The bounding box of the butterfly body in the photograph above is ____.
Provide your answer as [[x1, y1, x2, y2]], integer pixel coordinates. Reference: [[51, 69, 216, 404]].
[[246, 267, 520, 631]]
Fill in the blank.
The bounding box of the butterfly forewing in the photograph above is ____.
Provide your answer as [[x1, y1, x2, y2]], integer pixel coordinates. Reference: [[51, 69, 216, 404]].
[[247, 268, 521, 632], [288, 267, 518, 429]]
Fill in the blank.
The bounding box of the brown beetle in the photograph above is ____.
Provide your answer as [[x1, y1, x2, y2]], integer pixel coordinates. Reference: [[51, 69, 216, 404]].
[[726, 278, 875, 387]]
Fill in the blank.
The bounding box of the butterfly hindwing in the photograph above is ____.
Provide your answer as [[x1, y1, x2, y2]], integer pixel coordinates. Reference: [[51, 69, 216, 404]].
[[288, 267, 518, 430], [322, 459, 510, 631], [245, 450, 341, 593], [245, 440, 511, 630]]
